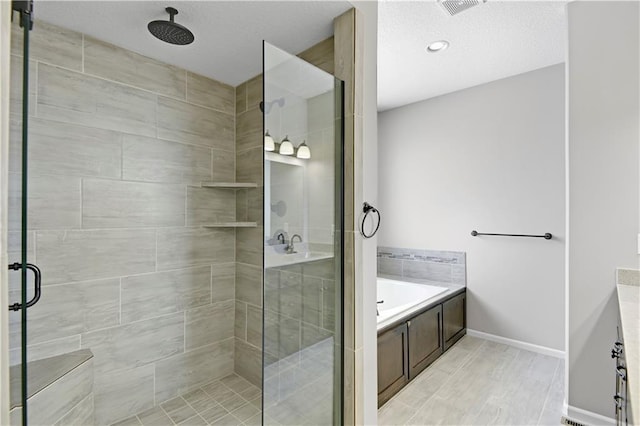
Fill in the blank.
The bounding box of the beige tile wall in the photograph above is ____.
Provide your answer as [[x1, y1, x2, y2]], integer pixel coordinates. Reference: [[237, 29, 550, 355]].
[[334, 8, 360, 425], [234, 73, 264, 387], [8, 19, 237, 425]]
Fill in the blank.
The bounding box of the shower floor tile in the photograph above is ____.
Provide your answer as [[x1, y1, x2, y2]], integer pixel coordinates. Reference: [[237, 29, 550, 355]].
[[111, 374, 262, 426]]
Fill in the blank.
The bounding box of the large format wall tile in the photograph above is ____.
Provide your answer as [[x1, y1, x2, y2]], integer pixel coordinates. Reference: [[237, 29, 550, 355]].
[[9, 117, 122, 178], [155, 339, 234, 403], [9, 335, 81, 366], [246, 304, 262, 348], [234, 338, 262, 387], [236, 107, 262, 152], [121, 266, 212, 324], [278, 271, 302, 319], [82, 179, 186, 228], [236, 224, 263, 267], [186, 187, 236, 226], [212, 148, 236, 181], [81, 313, 184, 375], [236, 82, 247, 114], [187, 72, 235, 114], [93, 365, 155, 425], [264, 309, 300, 359], [28, 358, 93, 426], [185, 301, 235, 350], [9, 56, 36, 117], [246, 75, 262, 108], [212, 263, 236, 303], [9, 278, 119, 346], [157, 96, 234, 150], [84, 36, 186, 99], [8, 174, 81, 230], [36, 229, 156, 284], [54, 393, 94, 426], [156, 227, 235, 270], [236, 263, 262, 307], [37, 63, 157, 137], [123, 135, 212, 184], [235, 302, 247, 339], [302, 276, 322, 327], [11, 19, 82, 70], [236, 147, 263, 185]]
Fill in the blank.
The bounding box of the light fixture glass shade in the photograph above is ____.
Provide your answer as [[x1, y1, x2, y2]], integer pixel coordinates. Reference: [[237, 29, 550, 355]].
[[279, 136, 294, 155], [296, 141, 311, 159], [264, 131, 275, 151]]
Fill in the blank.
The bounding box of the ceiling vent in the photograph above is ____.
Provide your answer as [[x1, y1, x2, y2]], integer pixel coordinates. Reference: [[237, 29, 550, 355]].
[[438, 0, 487, 16]]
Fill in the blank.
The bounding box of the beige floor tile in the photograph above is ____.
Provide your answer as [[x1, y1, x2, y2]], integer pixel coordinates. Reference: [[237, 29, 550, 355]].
[[378, 336, 565, 426], [177, 414, 208, 426]]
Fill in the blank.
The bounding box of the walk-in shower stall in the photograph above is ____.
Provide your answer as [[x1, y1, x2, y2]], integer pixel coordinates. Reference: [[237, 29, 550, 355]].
[[6, 2, 345, 425]]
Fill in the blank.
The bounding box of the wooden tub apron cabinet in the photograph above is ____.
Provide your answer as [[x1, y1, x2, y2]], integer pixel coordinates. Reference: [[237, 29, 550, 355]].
[[377, 289, 466, 407]]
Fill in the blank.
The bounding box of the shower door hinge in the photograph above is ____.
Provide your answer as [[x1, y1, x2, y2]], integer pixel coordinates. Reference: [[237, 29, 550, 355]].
[[12, 0, 34, 30]]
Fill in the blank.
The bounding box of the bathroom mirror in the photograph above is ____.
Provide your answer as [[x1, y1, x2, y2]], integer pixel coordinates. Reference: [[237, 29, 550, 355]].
[[264, 155, 307, 244]]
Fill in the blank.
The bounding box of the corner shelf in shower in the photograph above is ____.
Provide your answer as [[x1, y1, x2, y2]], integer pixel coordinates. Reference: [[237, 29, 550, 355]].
[[200, 182, 258, 189], [202, 222, 257, 228]]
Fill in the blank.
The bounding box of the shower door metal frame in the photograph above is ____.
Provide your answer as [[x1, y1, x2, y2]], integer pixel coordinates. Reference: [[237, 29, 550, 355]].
[[9, 1, 36, 424]]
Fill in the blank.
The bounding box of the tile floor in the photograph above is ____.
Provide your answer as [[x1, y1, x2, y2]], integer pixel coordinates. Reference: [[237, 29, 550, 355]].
[[378, 335, 565, 425], [263, 337, 335, 426], [111, 374, 262, 426]]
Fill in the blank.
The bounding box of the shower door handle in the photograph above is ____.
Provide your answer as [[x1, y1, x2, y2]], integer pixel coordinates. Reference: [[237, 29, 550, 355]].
[[8, 262, 42, 311]]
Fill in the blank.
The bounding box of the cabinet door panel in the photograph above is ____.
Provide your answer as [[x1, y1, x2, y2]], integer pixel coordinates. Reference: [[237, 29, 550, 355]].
[[443, 292, 466, 350], [377, 323, 409, 407], [408, 305, 442, 379]]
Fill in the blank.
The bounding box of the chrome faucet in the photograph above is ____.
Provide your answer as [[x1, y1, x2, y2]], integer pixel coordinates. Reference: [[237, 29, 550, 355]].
[[286, 234, 302, 254]]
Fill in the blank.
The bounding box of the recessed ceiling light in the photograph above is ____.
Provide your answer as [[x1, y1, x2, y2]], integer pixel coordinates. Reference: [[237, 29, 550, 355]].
[[426, 40, 450, 53]]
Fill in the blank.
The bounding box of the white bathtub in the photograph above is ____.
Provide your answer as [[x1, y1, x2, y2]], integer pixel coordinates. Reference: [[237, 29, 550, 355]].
[[377, 277, 447, 329]]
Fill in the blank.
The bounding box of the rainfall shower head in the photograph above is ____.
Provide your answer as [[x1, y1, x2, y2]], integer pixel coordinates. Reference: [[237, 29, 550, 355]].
[[148, 7, 194, 45]]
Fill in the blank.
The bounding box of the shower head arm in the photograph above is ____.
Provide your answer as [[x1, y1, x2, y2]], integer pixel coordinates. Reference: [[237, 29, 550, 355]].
[[166, 7, 178, 23]]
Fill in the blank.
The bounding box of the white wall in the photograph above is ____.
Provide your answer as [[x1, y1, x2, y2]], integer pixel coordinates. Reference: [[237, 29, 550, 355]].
[[378, 64, 566, 351], [566, 1, 639, 421]]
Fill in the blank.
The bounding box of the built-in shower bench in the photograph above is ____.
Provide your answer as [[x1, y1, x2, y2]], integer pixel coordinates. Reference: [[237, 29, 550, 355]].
[[9, 349, 95, 425]]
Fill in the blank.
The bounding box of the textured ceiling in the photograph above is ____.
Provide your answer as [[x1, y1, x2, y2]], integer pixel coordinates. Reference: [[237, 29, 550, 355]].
[[378, 0, 567, 111], [36, 1, 352, 87]]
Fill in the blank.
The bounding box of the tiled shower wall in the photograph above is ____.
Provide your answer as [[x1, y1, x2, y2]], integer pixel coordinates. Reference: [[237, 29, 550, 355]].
[[233, 74, 264, 386], [8, 20, 237, 425], [377, 246, 467, 284]]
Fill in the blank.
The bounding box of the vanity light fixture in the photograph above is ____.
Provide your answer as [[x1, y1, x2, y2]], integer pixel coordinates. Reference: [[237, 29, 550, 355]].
[[426, 40, 450, 53], [264, 130, 275, 151], [296, 140, 311, 159], [279, 135, 294, 155]]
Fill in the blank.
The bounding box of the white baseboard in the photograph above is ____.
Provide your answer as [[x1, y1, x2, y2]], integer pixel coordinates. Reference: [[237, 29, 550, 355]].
[[564, 403, 615, 426], [466, 329, 565, 359]]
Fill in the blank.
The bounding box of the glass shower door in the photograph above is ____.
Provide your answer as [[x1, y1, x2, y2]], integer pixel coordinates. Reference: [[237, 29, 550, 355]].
[[8, 2, 36, 425], [262, 42, 344, 425]]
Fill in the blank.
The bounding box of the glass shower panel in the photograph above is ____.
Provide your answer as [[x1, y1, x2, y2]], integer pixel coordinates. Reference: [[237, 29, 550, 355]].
[[263, 42, 344, 425], [8, 4, 34, 425]]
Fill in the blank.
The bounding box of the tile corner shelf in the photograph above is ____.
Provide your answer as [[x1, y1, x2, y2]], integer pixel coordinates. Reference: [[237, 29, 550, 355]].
[[200, 182, 258, 189], [202, 222, 257, 228]]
